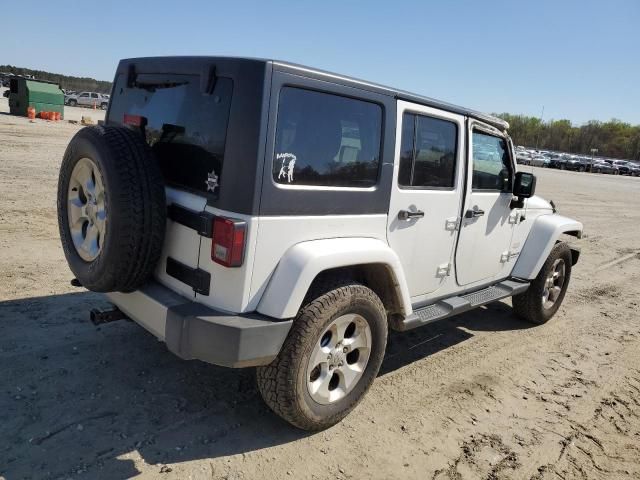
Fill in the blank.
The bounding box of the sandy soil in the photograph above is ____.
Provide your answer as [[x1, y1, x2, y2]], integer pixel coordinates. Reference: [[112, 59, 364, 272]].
[[1, 110, 640, 480]]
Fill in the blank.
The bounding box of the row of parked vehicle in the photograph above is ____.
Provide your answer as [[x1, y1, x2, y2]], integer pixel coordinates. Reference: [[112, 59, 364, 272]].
[[63, 90, 110, 109], [515, 147, 640, 176]]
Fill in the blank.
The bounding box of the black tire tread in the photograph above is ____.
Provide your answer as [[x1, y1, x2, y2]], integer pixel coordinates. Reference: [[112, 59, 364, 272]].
[[57, 125, 165, 292], [512, 242, 572, 325], [257, 281, 386, 431]]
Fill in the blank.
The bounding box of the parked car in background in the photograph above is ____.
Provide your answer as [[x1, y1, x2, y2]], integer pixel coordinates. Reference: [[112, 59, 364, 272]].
[[548, 154, 567, 169], [0, 72, 14, 87], [628, 162, 640, 176], [612, 160, 634, 175], [516, 150, 531, 165], [65, 91, 109, 109], [591, 160, 618, 174], [564, 156, 588, 172], [530, 154, 550, 167]]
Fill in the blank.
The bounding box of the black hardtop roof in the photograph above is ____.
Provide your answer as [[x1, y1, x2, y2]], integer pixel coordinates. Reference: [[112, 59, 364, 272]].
[[118, 56, 509, 131]]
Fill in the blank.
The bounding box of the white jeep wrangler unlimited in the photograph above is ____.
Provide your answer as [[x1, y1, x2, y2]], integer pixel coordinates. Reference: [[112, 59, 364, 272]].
[[57, 57, 582, 430]]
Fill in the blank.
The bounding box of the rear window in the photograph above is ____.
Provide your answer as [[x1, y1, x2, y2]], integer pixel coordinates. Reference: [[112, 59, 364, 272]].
[[273, 87, 382, 188], [108, 74, 233, 197]]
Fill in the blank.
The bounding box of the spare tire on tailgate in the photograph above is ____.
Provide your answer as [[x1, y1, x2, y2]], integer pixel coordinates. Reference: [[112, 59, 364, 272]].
[[57, 125, 166, 292]]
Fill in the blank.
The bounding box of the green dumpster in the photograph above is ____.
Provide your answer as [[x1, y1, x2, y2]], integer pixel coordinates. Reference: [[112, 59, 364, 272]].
[[8, 77, 64, 119]]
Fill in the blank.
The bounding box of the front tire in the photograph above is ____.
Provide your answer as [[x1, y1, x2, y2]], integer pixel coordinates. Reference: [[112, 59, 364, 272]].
[[512, 242, 572, 325], [257, 281, 388, 430]]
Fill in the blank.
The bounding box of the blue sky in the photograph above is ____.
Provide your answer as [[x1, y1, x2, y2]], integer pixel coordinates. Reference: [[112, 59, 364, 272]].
[[3, 0, 639, 124]]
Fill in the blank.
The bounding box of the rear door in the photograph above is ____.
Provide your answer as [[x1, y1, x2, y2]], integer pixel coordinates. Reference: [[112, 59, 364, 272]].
[[455, 122, 516, 286], [107, 72, 234, 299], [387, 101, 465, 297], [78, 92, 90, 105]]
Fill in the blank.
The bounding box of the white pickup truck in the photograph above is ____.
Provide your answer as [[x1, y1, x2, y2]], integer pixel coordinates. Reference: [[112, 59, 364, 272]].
[[56, 57, 582, 431], [65, 91, 109, 109]]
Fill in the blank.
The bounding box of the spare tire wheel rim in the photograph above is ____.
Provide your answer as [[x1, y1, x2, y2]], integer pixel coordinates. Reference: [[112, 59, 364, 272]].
[[306, 313, 372, 405], [542, 258, 565, 309], [67, 157, 106, 262]]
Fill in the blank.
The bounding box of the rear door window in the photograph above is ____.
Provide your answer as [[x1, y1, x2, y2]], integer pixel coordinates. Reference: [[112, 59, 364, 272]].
[[273, 87, 382, 188], [108, 74, 233, 197], [398, 112, 458, 188]]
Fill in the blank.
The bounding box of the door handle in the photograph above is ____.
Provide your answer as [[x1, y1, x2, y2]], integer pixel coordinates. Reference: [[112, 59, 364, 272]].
[[398, 209, 425, 221], [465, 209, 485, 218]]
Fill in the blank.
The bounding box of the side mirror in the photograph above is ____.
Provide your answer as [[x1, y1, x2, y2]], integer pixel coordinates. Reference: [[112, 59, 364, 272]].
[[511, 172, 536, 208], [513, 171, 536, 198]]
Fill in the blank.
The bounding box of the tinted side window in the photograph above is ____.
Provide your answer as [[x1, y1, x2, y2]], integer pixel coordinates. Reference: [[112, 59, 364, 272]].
[[398, 113, 457, 188], [273, 87, 382, 187], [471, 131, 512, 191]]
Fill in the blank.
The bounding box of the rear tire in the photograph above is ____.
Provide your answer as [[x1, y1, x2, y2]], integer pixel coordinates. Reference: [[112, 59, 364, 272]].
[[69, 99, 77, 107], [257, 281, 388, 431], [512, 242, 572, 325]]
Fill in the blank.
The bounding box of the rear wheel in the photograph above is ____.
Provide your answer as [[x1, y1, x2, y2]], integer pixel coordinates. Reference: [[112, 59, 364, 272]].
[[101, 103, 108, 110], [69, 99, 77, 107], [512, 242, 572, 325], [257, 281, 387, 430]]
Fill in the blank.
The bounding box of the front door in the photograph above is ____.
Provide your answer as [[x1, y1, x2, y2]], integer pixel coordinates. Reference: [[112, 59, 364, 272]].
[[455, 122, 516, 286], [387, 101, 465, 297]]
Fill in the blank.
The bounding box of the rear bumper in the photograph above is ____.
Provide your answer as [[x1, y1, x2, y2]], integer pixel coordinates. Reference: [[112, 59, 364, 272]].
[[106, 282, 293, 368]]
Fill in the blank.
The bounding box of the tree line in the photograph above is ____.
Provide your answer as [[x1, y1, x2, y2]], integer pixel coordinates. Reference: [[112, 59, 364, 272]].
[[0, 65, 112, 94], [496, 113, 640, 161], [2, 65, 638, 160]]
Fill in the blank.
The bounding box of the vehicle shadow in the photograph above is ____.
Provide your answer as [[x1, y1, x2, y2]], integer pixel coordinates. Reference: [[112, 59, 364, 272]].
[[0, 291, 532, 479]]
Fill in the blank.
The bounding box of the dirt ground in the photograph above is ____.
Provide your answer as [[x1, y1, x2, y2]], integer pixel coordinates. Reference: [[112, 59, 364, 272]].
[[1, 107, 640, 480]]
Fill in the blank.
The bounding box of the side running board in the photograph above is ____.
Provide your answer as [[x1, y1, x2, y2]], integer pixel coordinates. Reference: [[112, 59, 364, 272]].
[[396, 279, 530, 332]]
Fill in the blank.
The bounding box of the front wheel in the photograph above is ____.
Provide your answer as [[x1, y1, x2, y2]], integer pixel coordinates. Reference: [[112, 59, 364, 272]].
[[257, 281, 388, 430], [512, 242, 572, 325]]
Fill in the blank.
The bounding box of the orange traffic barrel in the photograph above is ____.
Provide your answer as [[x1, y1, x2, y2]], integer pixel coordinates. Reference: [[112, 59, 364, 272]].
[[55, 112, 61, 121], [27, 106, 36, 120]]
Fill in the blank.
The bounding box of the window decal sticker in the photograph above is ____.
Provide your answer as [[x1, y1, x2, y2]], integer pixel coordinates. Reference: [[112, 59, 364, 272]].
[[276, 153, 297, 183], [205, 169, 219, 193]]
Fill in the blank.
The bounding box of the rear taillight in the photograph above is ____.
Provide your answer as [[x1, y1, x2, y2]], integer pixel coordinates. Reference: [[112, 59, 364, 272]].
[[123, 114, 147, 127], [212, 217, 246, 267]]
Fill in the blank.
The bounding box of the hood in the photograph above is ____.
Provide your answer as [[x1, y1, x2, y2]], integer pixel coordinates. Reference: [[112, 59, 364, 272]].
[[525, 195, 554, 211]]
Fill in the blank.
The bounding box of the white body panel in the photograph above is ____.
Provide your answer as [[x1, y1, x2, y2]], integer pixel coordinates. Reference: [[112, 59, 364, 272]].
[[249, 215, 388, 312], [386, 101, 466, 298], [154, 187, 206, 300], [512, 214, 583, 279], [256, 237, 412, 319]]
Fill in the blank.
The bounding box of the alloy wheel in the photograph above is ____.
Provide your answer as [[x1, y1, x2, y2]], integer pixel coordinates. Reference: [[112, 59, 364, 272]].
[[67, 158, 106, 261], [306, 314, 372, 405], [542, 258, 565, 309]]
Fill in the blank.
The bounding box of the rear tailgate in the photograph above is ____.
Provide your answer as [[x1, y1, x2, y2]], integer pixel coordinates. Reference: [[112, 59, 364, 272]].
[[106, 63, 233, 299]]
